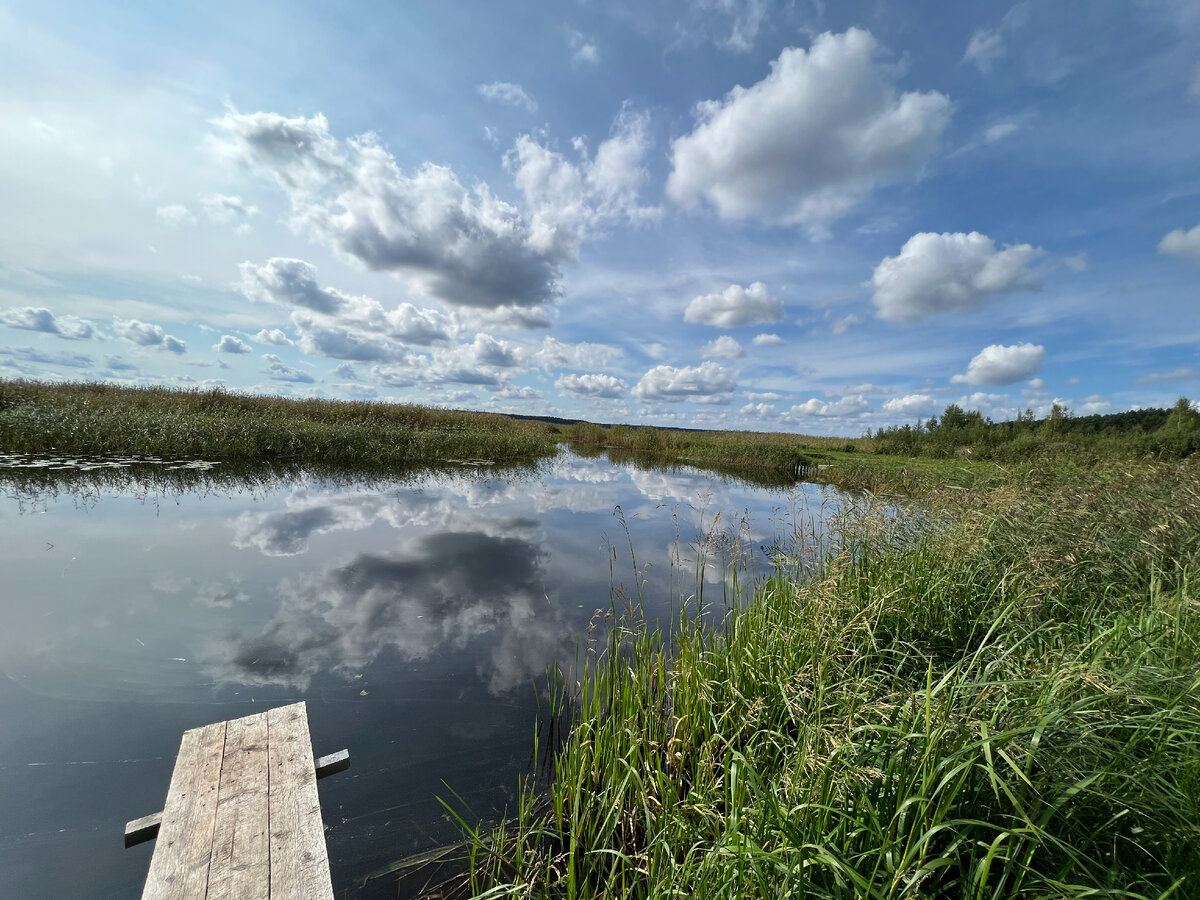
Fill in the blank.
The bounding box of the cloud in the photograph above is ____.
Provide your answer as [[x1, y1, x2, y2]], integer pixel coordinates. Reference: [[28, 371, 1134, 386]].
[[871, 231, 1043, 321], [881, 392, 939, 418], [214, 111, 562, 309], [789, 394, 870, 417], [567, 28, 600, 65], [262, 353, 315, 383], [1158, 225, 1200, 263], [701, 335, 744, 359], [239, 257, 456, 361], [740, 401, 779, 418], [199, 193, 258, 225], [254, 328, 293, 346], [751, 333, 785, 347], [951, 342, 1045, 386], [3, 346, 94, 368], [0, 306, 96, 340], [1077, 394, 1112, 415], [478, 81, 537, 112], [214, 334, 252, 354], [1134, 367, 1200, 385], [633, 361, 737, 404], [156, 204, 196, 226], [963, 29, 1005, 73], [831, 313, 862, 334], [1064, 253, 1087, 272], [113, 317, 187, 353], [534, 336, 623, 371], [213, 529, 568, 695], [239, 257, 353, 314], [666, 29, 950, 225], [684, 281, 782, 327], [556, 372, 627, 398], [509, 106, 657, 258]]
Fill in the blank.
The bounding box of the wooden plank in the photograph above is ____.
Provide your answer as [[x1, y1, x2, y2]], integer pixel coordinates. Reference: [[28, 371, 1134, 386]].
[[206, 711, 270, 900], [141, 720, 227, 899], [124, 811, 163, 848], [315, 749, 350, 779], [267, 702, 334, 900]]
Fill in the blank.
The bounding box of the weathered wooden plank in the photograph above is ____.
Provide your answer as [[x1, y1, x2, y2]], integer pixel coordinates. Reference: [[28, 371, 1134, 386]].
[[125, 811, 163, 848], [141, 720, 227, 899], [206, 711, 270, 900], [315, 748, 350, 779], [267, 702, 334, 900]]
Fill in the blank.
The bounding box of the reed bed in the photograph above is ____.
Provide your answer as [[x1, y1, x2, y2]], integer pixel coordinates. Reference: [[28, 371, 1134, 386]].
[[0, 380, 558, 468], [562, 422, 869, 476], [456, 455, 1200, 899]]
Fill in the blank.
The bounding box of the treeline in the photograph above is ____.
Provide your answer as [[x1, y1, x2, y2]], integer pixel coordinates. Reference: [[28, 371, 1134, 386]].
[[873, 397, 1200, 459]]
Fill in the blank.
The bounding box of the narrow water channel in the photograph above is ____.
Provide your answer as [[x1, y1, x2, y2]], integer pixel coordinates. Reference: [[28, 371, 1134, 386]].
[[0, 447, 846, 898]]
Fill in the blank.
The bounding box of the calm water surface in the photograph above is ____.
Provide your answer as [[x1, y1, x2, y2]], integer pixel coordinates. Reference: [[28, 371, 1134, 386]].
[[0, 448, 845, 898]]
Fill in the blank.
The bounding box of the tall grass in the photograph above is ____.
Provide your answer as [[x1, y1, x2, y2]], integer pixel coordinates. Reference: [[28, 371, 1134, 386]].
[[0, 380, 558, 468], [562, 422, 868, 477], [457, 456, 1200, 898]]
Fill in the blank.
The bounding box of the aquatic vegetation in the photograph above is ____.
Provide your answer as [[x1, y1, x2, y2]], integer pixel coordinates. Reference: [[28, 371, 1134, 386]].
[[0, 380, 559, 469], [457, 455, 1200, 898]]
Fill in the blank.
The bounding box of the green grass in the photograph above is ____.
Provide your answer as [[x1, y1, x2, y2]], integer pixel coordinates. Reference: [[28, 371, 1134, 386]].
[[561, 421, 869, 477], [454, 454, 1200, 899], [0, 379, 559, 470]]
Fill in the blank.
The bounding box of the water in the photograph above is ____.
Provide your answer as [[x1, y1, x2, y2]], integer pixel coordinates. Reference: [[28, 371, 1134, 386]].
[[0, 447, 845, 898]]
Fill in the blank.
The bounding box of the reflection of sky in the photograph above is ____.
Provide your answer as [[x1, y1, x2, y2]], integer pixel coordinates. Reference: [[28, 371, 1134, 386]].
[[0, 448, 838, 898]]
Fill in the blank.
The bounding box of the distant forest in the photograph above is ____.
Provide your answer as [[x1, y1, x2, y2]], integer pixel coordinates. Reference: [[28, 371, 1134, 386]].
[[872, 397, 1200, 459]]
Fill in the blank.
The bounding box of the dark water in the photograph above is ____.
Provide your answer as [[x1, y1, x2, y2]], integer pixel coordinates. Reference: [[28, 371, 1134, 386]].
[[0, 448, 845, 898]]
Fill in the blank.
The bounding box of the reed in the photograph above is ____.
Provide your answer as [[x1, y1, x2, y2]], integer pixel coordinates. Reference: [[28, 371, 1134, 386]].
[[457, 455, 1200, 898], [0, 379, 558, 469]]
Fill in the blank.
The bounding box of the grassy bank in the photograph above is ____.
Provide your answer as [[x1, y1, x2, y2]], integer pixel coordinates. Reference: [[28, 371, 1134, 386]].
[[458, 454, 1200, 898], [0, 380, 559, 469], [561, 421, 869, 477]]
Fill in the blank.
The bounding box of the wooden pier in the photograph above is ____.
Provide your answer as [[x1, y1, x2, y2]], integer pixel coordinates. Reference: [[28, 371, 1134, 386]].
[[125, 701, 349, 899]]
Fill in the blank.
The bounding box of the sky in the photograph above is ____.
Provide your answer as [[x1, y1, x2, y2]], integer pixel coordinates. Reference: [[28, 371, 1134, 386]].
[[1, 0, 1198, 435]]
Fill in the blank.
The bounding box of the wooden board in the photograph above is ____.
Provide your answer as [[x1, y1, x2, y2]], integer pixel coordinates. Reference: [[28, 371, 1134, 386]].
[[138, 702, 335, 899], [141, 720, 227, 898], [267, 703, 335, 900], [206, 711, 270, 900]]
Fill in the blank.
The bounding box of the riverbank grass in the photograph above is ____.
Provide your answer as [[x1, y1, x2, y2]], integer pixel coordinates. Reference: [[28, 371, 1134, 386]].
[[0, 380, 559, 469], [461, 455, 1200, 898]]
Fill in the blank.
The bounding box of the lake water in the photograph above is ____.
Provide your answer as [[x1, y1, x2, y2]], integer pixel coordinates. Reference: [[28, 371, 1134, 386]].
[[0, 447, 844, 898]]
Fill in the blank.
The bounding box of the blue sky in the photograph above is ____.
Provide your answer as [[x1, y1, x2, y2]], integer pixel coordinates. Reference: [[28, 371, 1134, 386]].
[[1, 0, 1198, 435]]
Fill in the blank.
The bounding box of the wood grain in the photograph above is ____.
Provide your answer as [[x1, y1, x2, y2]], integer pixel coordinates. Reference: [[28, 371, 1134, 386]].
[[141, 720, 227, 899], [206, 711, 270, 900], [267, 702, 334, 900]]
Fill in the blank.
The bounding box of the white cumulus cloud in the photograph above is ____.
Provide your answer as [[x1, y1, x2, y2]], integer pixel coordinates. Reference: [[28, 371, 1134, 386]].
[[509, 106, 658, 258], [1159, 225, 1200, 263], [871, 231, 1043, 321], [684, 282, 782, 328], [633, 361, 737, 404], [0, 307, 96, 340], [254, 328, 293, 346], [952, 343, 1045, 386], [789, 394, 870, 417], [881, 392, 939, 418], [667, 29, 950, 225], [556, 372, 627, 398], [113, 317, 186, 353], [702, 335, 743, 359], [213, 111, 562, 310], [214, 335, 252, 354], [751, 333, 785, 346]]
